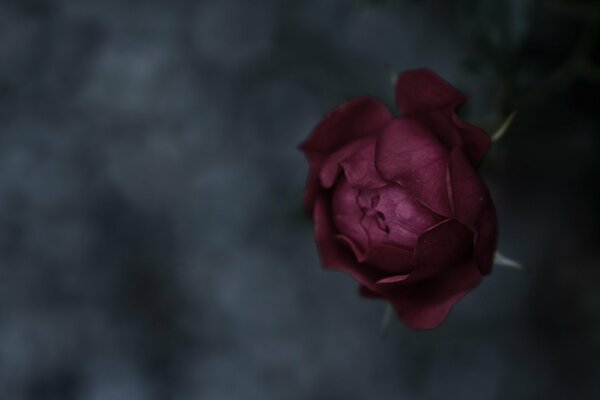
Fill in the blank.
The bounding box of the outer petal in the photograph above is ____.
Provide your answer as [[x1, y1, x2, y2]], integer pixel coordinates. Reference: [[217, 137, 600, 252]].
[[303, 168, 321, 216], [388, 259, 482, 330], [375, 118, 452, 217], [363, 244, 413, 275], [319, 136, 387, 192], [416, 110, 491, 167], [451, 113, 491, 166], [339, 139, 387, 190], [318, 138, 371, 189], [395, 69, 490, 165], [447, 150, 492, 232], [336, 236, 413, 276], [300, 97, 393, 157], [447, 149, 498, 274], [410, 219, 474, 281], [395, 69, 466, 115], [300, 98, 393, 212], [313, 197, 381, 290]]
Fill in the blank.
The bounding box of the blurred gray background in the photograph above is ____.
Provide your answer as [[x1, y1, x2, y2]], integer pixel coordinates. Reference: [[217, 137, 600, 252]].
[[0, 0, 599, 399]]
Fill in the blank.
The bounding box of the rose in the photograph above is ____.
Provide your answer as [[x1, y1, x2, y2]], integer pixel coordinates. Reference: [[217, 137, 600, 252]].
[[300, 69, 497, 329]]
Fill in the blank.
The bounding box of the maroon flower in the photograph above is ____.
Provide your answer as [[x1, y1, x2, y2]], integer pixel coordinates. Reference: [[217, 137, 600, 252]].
[[300, 69, 497, 329]]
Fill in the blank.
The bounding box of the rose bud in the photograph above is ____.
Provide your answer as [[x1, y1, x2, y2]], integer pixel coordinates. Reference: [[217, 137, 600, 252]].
[[300, 69, 497, 330]]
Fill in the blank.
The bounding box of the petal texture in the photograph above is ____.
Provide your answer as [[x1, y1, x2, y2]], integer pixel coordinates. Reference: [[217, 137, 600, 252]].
[[300, 98, 392, 213], [331, 180, 369, 251], [375, 118, 452, 216], [357, 184, 444, 250], [364, 244, 413, 275], [411, 219, 473, 280], [318, 138, 370, 189], [313, 197, 381, 290], [447, 149, 497, 274], [395, 69, 466, 114], [388, 259, 482, 329], [300, 97, 393, 158], [339, 139, 387, 190], [395, 69, 490, 166]]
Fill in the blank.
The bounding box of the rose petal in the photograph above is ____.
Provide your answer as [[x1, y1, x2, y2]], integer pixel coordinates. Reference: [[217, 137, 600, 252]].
[[363, 244, 414, 275], [301, 98, 393, 213], [303, 168, 321, 215], [415, 110, 492, 168], [416, 110, 463, 154], [411, 219, 474, 280], [388, 259, 482, 330], [357, 184, 445, 250], [339, 140, 387, 190], [320, 136, 386, 192], [313, 197, 354, 269], [318, 138, 371, 189], [335, 227, 415, 276], [447, 149, 497, 274], [447, 150, 492, 230], [451, 113, 491, 166], [335, 234, 366, 263], [300, 97, 393, 157], [331, 179, 369, 251], [395, 69, 490, 165], [395, 69, 466, 115], [375, 118, 452, 217], [313, 197, 380, 289]]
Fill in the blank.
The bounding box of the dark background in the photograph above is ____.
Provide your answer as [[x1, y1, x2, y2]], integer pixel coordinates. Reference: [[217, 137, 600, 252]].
[[0, 0, 599, 399]]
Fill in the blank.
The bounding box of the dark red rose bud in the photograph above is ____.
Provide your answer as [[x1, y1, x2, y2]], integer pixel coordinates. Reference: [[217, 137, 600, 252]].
[[300, 69, 497, 330]]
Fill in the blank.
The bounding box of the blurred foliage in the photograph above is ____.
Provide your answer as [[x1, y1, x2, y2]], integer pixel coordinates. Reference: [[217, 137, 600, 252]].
[[545, 0, 600, 20], [355, 0, 404, 6], [358, 0, 600, 115], [458, 0, 532, 52]]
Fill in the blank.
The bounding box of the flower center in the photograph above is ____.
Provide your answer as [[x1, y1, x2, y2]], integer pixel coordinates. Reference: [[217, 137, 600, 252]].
[[360, 195, 390, 233]]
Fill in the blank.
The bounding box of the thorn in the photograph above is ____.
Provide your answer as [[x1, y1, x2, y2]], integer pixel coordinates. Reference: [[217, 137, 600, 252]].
[[491, 111, 517, 142], [494, 251, 523, 270], [384, 63, 397, 86]]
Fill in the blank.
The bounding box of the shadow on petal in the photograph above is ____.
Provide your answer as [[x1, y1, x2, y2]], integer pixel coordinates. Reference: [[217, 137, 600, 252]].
[[411, 219, 473, 281], [451, 112, 491, 166], [300, 97, 393, 158], [388, 259, 482, 330], [313, 198, 381, 289], [300, 98, 392, 213], [395, 69, 466, 115], [447, 150, 494, 230], [375, 118, 452, 217]]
